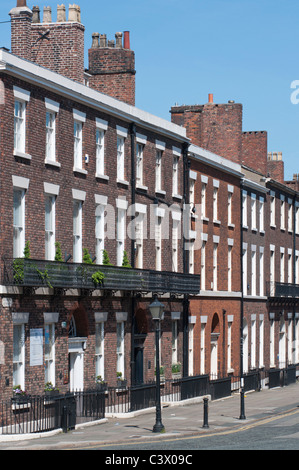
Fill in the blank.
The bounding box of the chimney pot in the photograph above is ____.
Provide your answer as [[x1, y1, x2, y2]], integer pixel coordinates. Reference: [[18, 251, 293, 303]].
[[123, 31, 130, 49], [108, 39, 115, 48], [32, 5, 40, 23], [115, 32, 123, 49], [57, 4, 66, 22], [99, 34, 107, 48], [92, 32, 100, 48], [68, 4, 81, 22], [43, 6, 52, 23], [17, 0, 27, 6], [208, 93, 213, 103]]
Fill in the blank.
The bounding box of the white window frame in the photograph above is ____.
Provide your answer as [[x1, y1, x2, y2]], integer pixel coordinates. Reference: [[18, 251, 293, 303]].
[[280, 248, 285, 283], [213, 242, 218, 291], [270, 246, 275, 295], [270, 317, 275, 367], [95, 203, 105, 265], [116, 208, 126, 267], [135, 212, 145, 269], [242, 190, 248, 227], [213, 182, 219, 222], [172, 156, 179, 197], [116, 320, 125, 379], [200, 318, 207, 375], [227, 319, 233, 372], [251, 316, 256, 369], [45, 194, 56, 261], [201, 240, 206, 290], [13, 323, 25, 390], [280, 195, 285, 230], [288, 250, 293, 284], [259, 248, 264, 297], [13, 188, 25, 258], [288, 199, 293, 233], [251, 193, 257, 231], [116, 126, 128, 183], [95, 321, 105, 379], [45, 111, 56, 162], [74, 121, 83, 170], [96, 128, 105, 176], [13, 87, 30, 157], [136, 143, 144, 187], [73, 200, 83, 263], [270, 191, 276, 227], [95, 118, 108, 178], [251, 246, 257, 296], [259, 196, 265, 232], [155, 216, 162, 271], [155, 149, 163, 193], [201, 177, 208, 219], [259, 315, 264, 368], [228, 244, 232, 292], [45, 323, 55, 385], [243, 243, 248, 296], [171, 320, 178, 365], [188, 321, 195, 376]]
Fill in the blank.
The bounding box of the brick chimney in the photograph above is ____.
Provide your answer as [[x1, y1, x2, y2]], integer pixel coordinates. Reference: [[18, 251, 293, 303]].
[[9, 2, 85, 83], [267, 152, 285, 184], [88, 31, 136, 105], [9, 0, 33, 61], [170, 96, 243, 163]]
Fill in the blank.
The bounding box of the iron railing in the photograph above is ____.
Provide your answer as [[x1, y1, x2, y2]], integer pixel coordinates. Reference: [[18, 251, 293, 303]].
[[266, 281, 299, 298], [2, 258, 200, 296], [0, 390, 106, 435]]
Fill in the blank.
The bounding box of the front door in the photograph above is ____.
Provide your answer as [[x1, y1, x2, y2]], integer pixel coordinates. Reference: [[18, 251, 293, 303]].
[[69, 351, 84, 392], [134, 347, 144, 384]]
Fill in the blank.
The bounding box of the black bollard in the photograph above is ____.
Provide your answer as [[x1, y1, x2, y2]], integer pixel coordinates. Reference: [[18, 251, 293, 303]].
[[203, 397, 209, 428]]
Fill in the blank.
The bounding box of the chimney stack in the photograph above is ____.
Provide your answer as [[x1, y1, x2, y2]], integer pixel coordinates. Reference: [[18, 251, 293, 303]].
[[88, 30, 136, 105], [9, 0, 33, 61]]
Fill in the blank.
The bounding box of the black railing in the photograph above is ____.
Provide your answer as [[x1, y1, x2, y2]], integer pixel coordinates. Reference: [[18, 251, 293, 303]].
[[0, 390, 106, 435], [266, 281, 299, 298], [2, 258, 200, 296]]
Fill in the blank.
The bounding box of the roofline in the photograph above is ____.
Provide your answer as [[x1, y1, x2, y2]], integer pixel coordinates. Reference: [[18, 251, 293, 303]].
[[188, 143, 244, 178], [0, 50, 188, 143]]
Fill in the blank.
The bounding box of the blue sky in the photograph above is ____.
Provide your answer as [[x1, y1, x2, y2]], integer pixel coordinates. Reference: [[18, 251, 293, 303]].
[[1, 0, 299, 180]]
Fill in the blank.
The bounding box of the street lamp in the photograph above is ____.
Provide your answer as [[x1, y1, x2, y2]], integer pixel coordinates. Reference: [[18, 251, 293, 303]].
[[148, 296, 165, 433]]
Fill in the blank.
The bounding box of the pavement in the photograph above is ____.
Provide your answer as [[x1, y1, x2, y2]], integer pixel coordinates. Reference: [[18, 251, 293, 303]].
[[0, 382, 298, 450]]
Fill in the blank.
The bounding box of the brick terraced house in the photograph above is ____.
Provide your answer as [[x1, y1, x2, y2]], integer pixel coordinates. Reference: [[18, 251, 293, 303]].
[[0, 1, 298, 404], [171, 96, 299, 387]]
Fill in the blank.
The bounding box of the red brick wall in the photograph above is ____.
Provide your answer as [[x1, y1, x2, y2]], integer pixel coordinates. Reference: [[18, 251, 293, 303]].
[[242, 131, 268, 175], [171, 102, 243, 164], [88, 47, 136, 106]]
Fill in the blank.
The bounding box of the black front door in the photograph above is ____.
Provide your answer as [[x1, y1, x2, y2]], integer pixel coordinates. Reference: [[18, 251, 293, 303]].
[[134, 347, 144, 384]]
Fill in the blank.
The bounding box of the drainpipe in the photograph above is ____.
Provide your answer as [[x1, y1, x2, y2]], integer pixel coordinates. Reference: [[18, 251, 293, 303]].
[[182, 141, 190, 378], [240, 180, 246, 419], [130, 122, 136, 385]]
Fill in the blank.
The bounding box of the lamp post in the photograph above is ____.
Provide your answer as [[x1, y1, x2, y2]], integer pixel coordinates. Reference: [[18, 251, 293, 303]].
[[148, 296, 165, 433]]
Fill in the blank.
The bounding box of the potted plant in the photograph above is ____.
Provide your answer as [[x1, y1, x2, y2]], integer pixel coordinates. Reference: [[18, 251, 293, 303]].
[[12, 385, 29, 404], [95, 375, 108, 391], [172, 362, 182, 378], [44, 382, 60, 397], [116, 372, 127, 388]]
